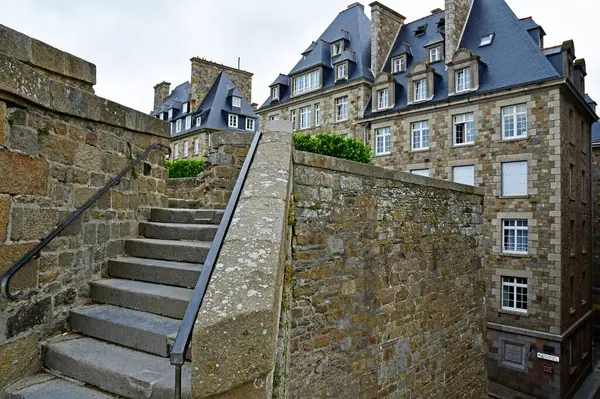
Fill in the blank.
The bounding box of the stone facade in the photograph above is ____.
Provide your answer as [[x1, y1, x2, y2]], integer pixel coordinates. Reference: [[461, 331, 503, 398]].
[[0, 32, 169, 392], [190, 58, 253, 110], [169, 131, 211, 161], [593, 146, 600, 336], [444, 0, 473, 63], [288, 150, 487, 398], [370, 2, 405, 75]]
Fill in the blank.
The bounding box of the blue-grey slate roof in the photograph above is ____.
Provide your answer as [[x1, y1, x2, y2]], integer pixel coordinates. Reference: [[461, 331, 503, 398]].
[[261, 4, 372, 109], [334, 49, 357, 64], [364, 0, 561, 117], [270, 74, 290, 87], [152, 81, 190, 117]]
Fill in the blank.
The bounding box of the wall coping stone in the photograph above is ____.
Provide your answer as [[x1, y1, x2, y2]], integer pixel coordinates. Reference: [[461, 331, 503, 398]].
[[0, 24, 96, 87], [0, 51, 168, 138], [293, 150, 485, 196]]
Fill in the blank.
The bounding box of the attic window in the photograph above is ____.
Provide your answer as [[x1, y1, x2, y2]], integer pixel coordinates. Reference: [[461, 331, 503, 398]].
[[415, 24, 427, 36], [196, 117, 201, 127], [232, 96, 242, 108], [331, 41, 343, 56], [480, 33, 495, 47], [182, 102, 189, 114], [437, 18, 445, 28], [168, 109, 173, 119], [272, 86, 279, 100]]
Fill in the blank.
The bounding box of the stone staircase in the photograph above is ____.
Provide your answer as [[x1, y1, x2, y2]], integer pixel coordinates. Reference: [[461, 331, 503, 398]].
[[6, 207, 224, 399]]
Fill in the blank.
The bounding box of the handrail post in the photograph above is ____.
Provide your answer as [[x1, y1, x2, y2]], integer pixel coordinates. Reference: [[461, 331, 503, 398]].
[[175, 364, 182, 399]]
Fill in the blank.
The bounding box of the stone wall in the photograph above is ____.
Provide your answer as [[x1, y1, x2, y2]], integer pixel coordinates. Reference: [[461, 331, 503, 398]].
[[289, 150, 487, 398], [190, 58, 253, 110], [593, 146, 600, 335], [370, 2, 405, 75], [0, 31, 169, 392], [166, 131, 253, 209], [444, 0, 473, 63]]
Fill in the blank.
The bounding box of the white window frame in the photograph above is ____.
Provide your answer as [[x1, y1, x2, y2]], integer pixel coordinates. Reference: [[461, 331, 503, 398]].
[[228, 114, 238, 128], [375, 127, 391, 156], [182, 102, 188, 114], [336, 63, 347, 80], [502, 161, 528, 196], [502, 276, 528, 313], [453, 165, 475, 186], [502, 219, 528, 254], [335, 96, 349, 122], [414, 79, 427, 102], [502, 104, 527, 139], [272, 86, 279, 100], [246, 118, 255, 131], [168, 108, 173, 119], [196, 117, 201, 127], [291, 109, 297, 131], [182, 140, 189, 158], [185, 116, 192, 130], [392, 56, 405, 73], [174, 143, 180, 159], [158, 113, 163, 120], [292, 70, 320, 96], [411, 169, 430, 177], [377, 88, 389, 110], [453, 113, 475, 145], [315, 103, 321, 127], [331, 41, 343, 56], [299, 106, 312, 130], [175, 119, 182, 133], [232, 96, 242, 108], [269, 114, 280, 121], [411, 121, 429, 150], [194, 138, 199, 155], [429, 46, 442, 62], [455, 67, 471, 92]]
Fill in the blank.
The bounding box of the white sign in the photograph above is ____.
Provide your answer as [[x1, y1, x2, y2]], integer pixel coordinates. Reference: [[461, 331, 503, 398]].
[[537, 352, 560, 363]]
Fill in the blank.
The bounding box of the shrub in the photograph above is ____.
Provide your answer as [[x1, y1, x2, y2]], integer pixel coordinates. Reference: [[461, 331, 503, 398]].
[[164, 159, 205, 178], [293, 133, 372, 164]]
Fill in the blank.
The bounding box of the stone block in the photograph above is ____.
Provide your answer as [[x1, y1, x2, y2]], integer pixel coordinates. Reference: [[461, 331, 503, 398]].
[[6, 297, 52, 339], [0, 332, 40, 391], [9, 125, 38, 155], [0, 151, 49, 196], [74, 143, 102, 170], [0, 242, 38, 292], [0, 195, 9, 242], [10, 207, 59, 241], [39, 133, 76, 165]]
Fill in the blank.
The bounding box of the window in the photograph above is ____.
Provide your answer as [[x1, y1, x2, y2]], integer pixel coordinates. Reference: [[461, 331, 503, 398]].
[[429, 46, 442, 63], [375, 127, 391, 155], [174, 143, 180, 159], [336, 63, 347, 80], [291, 110, 297, 131], [228, 114, 238, 128], [455, 67, 471, 92], [175, 119, 182, 133], [335, 96, 349, 122], [414, 79, 427, 102], [196, 117, 202, 126], [293, 70, 320, 96], [300, 106, 312, 130], [158, 113, 163, 120], [502, 104, 527, 139], [582, 221, 587, 254], [168, 108, 173, 119], [582, 170, 586, 201], [232, 96, 242, 108], [272, 86, 279, 100], [503, 220, 528, 254], [480, 33, 495, 47], [315, 103, 321, 127], [502, 277, 528, 312], [377, 88, 389, 110], [185, 116, 191, 129], [453, 165, 475, 186], [246, 118, 255, 131], [331, 41, 343, 56], [194, 138, 199, 155], [182, 102, 188, 114], [570, 220, 575, 256], [502, 161, 527, 196], [569, 164, 574, 199], [183, 140, 189, 158], [269, 114, 280, 121], [411, 121, 429, 150], [411, 169, 430, 177], [453, 113, 474, 145], [393, 57, 405, 73]]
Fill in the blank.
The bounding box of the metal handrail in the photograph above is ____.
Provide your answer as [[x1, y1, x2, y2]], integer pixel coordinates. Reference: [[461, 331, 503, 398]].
[[0, 142, 170, 300], [170, 130, 262, 398]]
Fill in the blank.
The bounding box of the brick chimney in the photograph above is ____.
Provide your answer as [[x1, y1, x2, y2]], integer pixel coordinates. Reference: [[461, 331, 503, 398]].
[[369, 2, 405, 75], [153, 81, 171, 111], [445, 0, 474, 64], [190, 58, 253, 111]]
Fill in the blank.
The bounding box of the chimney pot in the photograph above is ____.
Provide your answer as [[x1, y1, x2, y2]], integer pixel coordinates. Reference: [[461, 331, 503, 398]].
[[431, 8, 443, 14]]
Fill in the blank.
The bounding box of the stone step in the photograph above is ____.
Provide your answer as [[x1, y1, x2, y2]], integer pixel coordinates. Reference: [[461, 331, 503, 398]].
[[90, 279, 192, 319], [139, 221, 218, 242], [108, 257, 201, 288], [125, 238, 211, 263], [44, 335, 191, 399], [70, 304, 184, 358], [150, 208, 224, 225], [6, 373, 117, 399]]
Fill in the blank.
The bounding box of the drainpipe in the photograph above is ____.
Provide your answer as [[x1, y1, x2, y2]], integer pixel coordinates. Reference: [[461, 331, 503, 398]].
[[591, 137, 595, 364], [363, 122, 370, 146]]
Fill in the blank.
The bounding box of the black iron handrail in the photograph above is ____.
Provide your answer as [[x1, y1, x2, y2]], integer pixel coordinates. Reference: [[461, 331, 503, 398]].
[[170, 130, 262, 398], [0, 142, 170, 300]]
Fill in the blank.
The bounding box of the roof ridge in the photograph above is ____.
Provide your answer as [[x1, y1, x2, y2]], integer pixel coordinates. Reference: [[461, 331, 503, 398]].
[[403, 10, 445, 27]]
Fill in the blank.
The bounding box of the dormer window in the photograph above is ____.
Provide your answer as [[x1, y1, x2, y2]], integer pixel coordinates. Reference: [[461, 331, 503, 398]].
[[232, 96, 242, 108], [480, 33, 494, 47], [246, 118, 255, 131], [429, 46, 443, 63], [331, 41, 343, 56], [168, 108, 173, 119], [157, 113, 163, 120], [414, 79, 427, 102], [415, 24, 427, 36], [392, 56, 406, 73], [437, 18, 445, 29], [196, 117, 202, 126], [455, 67, 471, 92], [228, 114, 238, 128], [272, 86, 279, 100], [185, 115, 192, 129], [182, 102, 189, 114], [448, 49, 479, 96], [377, 88, 389, 110], [292, 69, 321, 96], [336, 63, 348, 80], [175, 119, 182, 133]]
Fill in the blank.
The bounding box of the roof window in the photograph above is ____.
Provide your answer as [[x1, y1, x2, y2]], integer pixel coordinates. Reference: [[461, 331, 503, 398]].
[[480, 33, 495, 47], [415, 24, 427, 36]]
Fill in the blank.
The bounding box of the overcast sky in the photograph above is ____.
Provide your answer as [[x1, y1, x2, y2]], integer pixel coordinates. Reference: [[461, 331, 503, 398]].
[[1, 0, 597, 113]]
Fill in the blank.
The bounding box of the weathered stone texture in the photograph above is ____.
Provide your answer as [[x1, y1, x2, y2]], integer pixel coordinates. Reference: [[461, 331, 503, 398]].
[[288, 150, 487, 398], [0, 101, 7, 146], [445, 0, 473, 63], [370, 2, 404, 74], [190, 58, 253, 110], [0, 332, 40, 392]]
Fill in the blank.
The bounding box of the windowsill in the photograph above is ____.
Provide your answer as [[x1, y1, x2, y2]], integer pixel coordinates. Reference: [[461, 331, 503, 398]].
[[499, 253, 529, 258], [501, 136, 528, 142], [411, 148, 430, 153], [374, 152, 392, 158], [453, 142, 475, 148], [299, 127, 312, 131], [335, 78, 348, 83], [411, 99, 429, 105], [499, 195, 530, 200], [498, 309, 529, 317], [335, 119, 349, 124], [392, 71, 406, 75], [570, 308, 576, 315], [455, 88, 474, 95]]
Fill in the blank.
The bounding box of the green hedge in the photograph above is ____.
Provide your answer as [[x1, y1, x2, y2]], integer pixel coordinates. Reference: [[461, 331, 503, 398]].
[[164, 159, 205, 178], [293, 133, 372, 164]]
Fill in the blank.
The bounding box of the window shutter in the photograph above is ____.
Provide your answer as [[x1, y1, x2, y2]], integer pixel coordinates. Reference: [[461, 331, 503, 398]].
[[502, 161, 527, 196], [453, 165, 475, 186]]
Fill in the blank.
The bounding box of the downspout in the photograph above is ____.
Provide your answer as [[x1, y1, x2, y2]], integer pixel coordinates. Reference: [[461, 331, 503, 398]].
[[363, 121, 370, 147], [591, 137, 595, 364]]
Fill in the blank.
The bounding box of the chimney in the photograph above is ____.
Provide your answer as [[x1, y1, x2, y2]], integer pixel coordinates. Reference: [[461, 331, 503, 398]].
[[153, 81, 171, 111], [431, 8, 443, 14], [445, 0, 474, 64], [370, 2, 405, 75], [347, 2, 364, 11], [190, 58, 253, 111]]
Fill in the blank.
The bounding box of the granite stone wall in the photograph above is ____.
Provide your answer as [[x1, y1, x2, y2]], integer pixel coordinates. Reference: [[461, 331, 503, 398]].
[[190, 58, 253, 110], [370, 2, 404, 75], [288, 150, 487, 398], [445, 0, 473, 63], [0, 32, 169, 392]]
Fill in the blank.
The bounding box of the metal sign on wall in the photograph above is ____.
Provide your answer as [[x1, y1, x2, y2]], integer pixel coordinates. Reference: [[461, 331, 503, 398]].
[[537, 352, 560, 363]]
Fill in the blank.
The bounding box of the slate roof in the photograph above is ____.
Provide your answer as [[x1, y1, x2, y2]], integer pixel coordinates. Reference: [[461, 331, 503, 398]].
[[152, 72, 258, 138], [364, 0, 561, 117], [587, 95, 600, 145], [261, 4, 372, 109]]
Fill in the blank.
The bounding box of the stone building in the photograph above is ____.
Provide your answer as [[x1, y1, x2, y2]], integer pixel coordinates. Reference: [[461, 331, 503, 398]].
[[259, 0, 598, 397], [152, 58, 258, 161]]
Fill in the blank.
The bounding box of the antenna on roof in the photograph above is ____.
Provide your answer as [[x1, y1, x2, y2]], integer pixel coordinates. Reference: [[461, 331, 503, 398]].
[[238, 57, 241, 70]]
